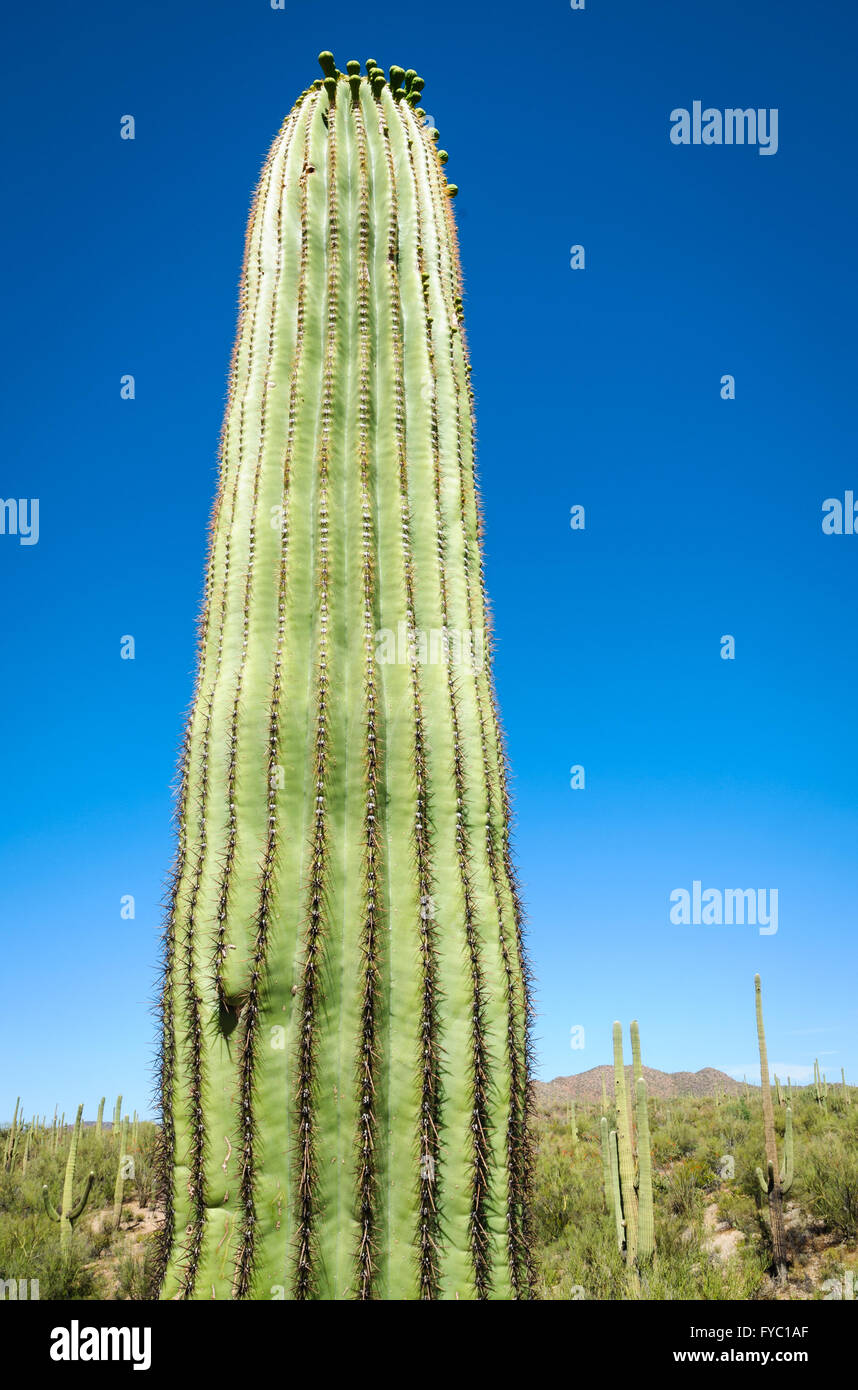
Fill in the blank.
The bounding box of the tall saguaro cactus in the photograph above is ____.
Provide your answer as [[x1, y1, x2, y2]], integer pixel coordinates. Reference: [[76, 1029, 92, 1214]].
[[754, 974, 789, 1281], [157, 54, 533, 1301], [605, 1020, 655, 1283], [612, 1022, 638, 1265]]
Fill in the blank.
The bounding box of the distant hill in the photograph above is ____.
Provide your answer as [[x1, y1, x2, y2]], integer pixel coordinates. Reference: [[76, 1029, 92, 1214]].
[[536, 1065, 756, 1107]]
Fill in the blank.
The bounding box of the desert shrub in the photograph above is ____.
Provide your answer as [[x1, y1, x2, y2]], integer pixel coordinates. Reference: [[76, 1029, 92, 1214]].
[[115, 1242, 156, 1301], [803, 1132, 858, 1239], [717, 1186, 762, 1239], [0, 1213, 98, 1300], [665, 1118, 697, 1158], [658, 1158, 710, 1220]]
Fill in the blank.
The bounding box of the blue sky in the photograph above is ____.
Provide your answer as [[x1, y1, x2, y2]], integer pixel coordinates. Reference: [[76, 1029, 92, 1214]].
[[1, 0, 855, 1120]]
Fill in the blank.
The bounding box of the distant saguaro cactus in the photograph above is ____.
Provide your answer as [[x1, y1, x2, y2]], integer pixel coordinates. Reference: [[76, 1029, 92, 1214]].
[[609, 1020, 655, 1279], [3, 1097, 20, 1172], [567, 1100, 578, 1145], [156, 52, 533, 1300], [42, 1104, 94, 1255], [599, 1116, 612, 1214], [612, 1023, 638, 1265], [754, 975, 791, 1282], [113, 1116, 130, 1229], [635, 1077, 654, 1266]]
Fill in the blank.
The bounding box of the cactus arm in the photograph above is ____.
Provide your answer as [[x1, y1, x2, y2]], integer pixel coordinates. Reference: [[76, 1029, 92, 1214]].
[[69, 1171, 95, 1222], [630, 1021, 643, 1086], [42, 1185, 60, 1222]]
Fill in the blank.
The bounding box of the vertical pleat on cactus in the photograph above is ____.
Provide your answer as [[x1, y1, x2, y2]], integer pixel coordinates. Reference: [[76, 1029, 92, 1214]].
[[156, 54, 533, 1301]]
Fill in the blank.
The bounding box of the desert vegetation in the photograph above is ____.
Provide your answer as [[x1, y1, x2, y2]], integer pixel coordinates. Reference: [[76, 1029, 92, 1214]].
[[3, 978, 854, 1301], [533, 992, 856, 1302], [1, 1100, 158, 1300]]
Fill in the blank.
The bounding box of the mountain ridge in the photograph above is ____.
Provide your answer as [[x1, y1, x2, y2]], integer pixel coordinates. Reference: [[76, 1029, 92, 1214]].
[[536, 1065, 758, 1105]]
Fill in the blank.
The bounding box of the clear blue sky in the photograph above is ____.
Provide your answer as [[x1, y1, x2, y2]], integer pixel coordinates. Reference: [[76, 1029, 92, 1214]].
[[2, 0, 855, 1121]]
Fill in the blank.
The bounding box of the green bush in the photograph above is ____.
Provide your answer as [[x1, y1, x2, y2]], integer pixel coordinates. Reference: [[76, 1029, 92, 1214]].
[[803, 1133, 858, 1239]]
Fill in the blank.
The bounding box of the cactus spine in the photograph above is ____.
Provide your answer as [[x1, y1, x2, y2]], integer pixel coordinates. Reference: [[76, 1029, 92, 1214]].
[[42, 1104, 94, 1255], [754, 975, 789, 1281], [156, 53, 532, 1301]]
